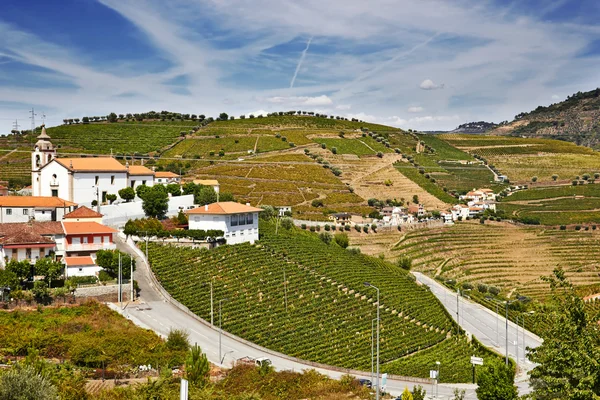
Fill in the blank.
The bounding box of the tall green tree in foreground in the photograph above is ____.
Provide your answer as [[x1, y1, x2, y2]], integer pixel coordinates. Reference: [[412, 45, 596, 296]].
[[185, 344, 210, 388], [476, 359, 518, 400], [527, 268, 600, 399]]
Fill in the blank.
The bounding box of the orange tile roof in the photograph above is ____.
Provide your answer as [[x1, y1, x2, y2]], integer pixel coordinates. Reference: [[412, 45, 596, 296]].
[[64, 256, 95, 266], [0, 222, 63, 246], [186, 201, 262, 215], [54, 157, 127, 172], [128, 165, 155, 176], [63, 206, 103, 219], [62, 221, 118, 235], [193, 179, 219, 186], [155, 171, 179, 178], [0, 196, 76, 208]]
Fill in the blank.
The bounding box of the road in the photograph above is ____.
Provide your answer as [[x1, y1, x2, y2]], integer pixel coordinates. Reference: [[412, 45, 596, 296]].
[[413, 272, 543, 393], [112, 235, 538, 399]]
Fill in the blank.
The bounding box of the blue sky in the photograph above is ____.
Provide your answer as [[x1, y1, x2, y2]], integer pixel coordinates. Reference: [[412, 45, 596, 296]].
[[1, 0, 599, 133]]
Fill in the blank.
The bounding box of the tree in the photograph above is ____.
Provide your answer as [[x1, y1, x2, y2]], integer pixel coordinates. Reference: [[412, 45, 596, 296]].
[[185, 344, 210, 388], [96, 250, 136, 279], [34, 258, 63, 288], [118, 187, 135, 202], [135, 184, 150, 200], [412, 195, 419, 204], [452, 389, 466, 400], [331, 147, 338, 154], [142, 185, 169, 219], [412, 385, 426, 400], [107, 112, 118, 123], [0, 268, 19, 291], [6, 259, 31, 284], [106, 194, 117, 204], [401, 387, 413, 400], [167, 329, 190, 352], [552, 174, 558, 181], [531, 176, 538, 182], [527, 268, 600, 399], [319, 232, 332, 244], [334, 233, 349, 248], [196, 186, 217, 205], [475, 359, 518, 400], [397, 256, 412, 270], [0, 365, 58, 400], [219, 112, 228, 121], [166, 183, 181, 197]]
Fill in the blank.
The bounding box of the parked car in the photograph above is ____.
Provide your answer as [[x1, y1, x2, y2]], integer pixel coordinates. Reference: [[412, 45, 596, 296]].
[[357, 378, 372, 388]]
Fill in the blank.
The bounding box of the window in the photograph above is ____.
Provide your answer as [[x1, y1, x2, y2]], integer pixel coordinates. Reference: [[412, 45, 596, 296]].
[[23, 209, 28, 215], [78, 268, 83, 272], [40, 249, 44, 257], [11, 249, 17, 259], [25, 248, 31, 259], [246, 213, 253, 224], [5, 208, 11, 215], [95, 176, 99, 185], [51, 189, 58, 197], [231, 214, 238, 226], [111, 175, 115, 184], [83, 237, 89, 244], [104, 235, 110, 243], [142, 180, 146, 185], [35, 155, 40, 168]]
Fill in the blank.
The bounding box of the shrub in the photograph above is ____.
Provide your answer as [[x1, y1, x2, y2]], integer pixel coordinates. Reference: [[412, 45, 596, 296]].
[[311, 199, 324, 207], [321, 143, 326, 149], [315, 225, 321, 232], [376, 152, 383, 158], [462, 282, 473, 290], [344, 225, 351, 231], [218, 150, 225, 157], [575, 225, 581, 231], [362, 225, 369, 233], [371, 223, 377, 232], [334, 233, 349, 248], [319, 232, 333, 244], [489, 286, 500, 296], [301, 224, 307, 230], [289, 142, 295, 147], [98, 270, 113, 282], [324, 224, 331, 231], [531, 176, 538, 182], [572, 180, 578, 186], [480, 217, 485, 224], [354, 225, 361, 232], [0, 366, 58, 400], [331, 147, 338, 154], [309, 226, 316, 232], [397, 256, 412, 271], [477, 283, 488, 293], [593, 225, 597, 230], [304, 149, 310, 154], [167, 329, 190, 352]]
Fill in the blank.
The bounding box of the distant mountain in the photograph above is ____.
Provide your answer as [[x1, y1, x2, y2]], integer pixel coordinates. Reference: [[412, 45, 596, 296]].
[[489, 88, 600, 148], [450, 121, 498, 134]]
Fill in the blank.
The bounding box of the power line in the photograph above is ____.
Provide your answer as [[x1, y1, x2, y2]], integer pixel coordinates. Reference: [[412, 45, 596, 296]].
[[12, 120, 20, 132]]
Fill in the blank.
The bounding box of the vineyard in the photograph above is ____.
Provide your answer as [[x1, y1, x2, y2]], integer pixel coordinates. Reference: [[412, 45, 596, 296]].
[[146, 223, 500, 382], [392, 222, 600, 301]]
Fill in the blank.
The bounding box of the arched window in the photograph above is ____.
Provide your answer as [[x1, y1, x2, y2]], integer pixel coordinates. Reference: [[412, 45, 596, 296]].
[[35, 155, 40, 168], [52, 174, 57, 179]]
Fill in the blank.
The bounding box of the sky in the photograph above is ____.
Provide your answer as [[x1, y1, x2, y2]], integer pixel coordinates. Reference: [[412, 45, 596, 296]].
[[1, 0, 600, 134]]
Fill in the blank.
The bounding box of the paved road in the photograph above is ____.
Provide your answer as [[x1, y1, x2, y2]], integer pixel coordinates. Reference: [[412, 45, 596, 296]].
[[413, 273, 543, 393], [113, 235, 531, 399]]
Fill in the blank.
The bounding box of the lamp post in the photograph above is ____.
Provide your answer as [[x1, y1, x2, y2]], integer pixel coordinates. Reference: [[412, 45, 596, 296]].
[[364, 283, 380, 400], [435, 361, 441, 398], [219, 298, 229, 363], [371, 318, 377, 385], [521, 311, 534, 363]]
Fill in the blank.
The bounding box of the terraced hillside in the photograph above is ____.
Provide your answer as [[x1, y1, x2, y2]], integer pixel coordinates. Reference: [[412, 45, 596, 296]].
[[146, 224, 498, 382], [442, 134, 600, 184], [498, 184, 600, 226], [392, 222, 600, 300]]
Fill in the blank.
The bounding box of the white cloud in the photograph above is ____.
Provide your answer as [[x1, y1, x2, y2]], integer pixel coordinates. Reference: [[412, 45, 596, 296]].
[[407, 106, 424, 113], [419, 79, 444, 90], [335, 104, 351, 110], [266, 95, 333, 106], [551, 94, 560, 100], [247, 110, 269, 117]]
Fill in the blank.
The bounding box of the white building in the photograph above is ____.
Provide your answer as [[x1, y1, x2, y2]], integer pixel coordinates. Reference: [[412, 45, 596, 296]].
[[0, 222, 65, 267], [186, 202, 261, 245], [0, 196, 76, 223], [155, 171, 181, 185], [31, 126, 156, 206], [460, 188, 497, 202]]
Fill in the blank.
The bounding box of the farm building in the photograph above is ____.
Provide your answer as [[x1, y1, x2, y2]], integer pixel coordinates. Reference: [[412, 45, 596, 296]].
[[329, 212, 352, 226], [186, 202, 261, 245], [155, 171, 181, 185], [193, 179, 220, 193]]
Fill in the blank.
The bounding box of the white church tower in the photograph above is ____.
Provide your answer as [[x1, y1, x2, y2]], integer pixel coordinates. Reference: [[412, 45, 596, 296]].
[[32, 125, 56, 196]]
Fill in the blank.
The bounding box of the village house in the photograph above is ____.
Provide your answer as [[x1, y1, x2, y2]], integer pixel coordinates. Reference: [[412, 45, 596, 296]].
[[186, 202, 261, 245], [0, 222, 65, 267], [63, 206, 104, 223], [155, 171, 181, 185], [62, 221, 118, 257], [193, 179, 220, 194], [451, 204, 470, 220], [0, 196, 77, 223], [329, 212, 353, 226], [277, 206, 292, 217], [408, 203, 425, 217], [460, 188, 497, 202]]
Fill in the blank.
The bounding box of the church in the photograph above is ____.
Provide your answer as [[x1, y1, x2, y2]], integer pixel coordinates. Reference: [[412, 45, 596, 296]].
[[32, 126, 157, 206]]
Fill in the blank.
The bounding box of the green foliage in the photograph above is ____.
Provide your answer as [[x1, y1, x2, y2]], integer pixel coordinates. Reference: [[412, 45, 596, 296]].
[[412, 385, 426, 400], [279, 217, 293, 230], [527, 268, 600, 399], [96, 249, 136, 279], [185, 344, 210, 388], [6, 259, 31, 283], [475, 359, 518, 400], [34, 258, 63, 287], [334, 233, 349, 248], [318, 232, 332, 244], [452, 389, 466, 400], [401, 387, 414, 400], [141, 185, 169, 219], [166, 183, 182, 196], [167, 329, 190, 352], [118, 186, 135, 202], [0, 365, 57, 400], [397, 256, 412, 271], [0, 268, 19, 290]]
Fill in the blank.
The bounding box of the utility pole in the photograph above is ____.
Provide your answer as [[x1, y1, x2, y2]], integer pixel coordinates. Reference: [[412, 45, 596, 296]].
[[515, 315, 519, 364], [496, 303, 499, 346], [29, 108, 36, 144], [505, 302, 509, 366], [12, 120, 20, 133], [130, 255, 134, 302], [210, 279, 214, 325], [283, 267, 288, 312], [118, 252, 122, 308]]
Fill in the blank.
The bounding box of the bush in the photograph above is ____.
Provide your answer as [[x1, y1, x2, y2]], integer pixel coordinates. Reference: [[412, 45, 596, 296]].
[[462, 282, 473, 290], [480, 217, 485, 224], [0, 366, 58, 400], [354, 225, 361, 232], [477, 283, 488, 293], [311, 199, 324, 207], [334, 233, 349, 248], [362, 225, 369, 233], [324, 224, 330, 231], [301, 224, 307, 230], [344, 225, 351, 231], [371, 223, 377, 232], [397, 256, 412, 271], [319, 232, 332, 245], [488, 286, 500, 296], [575, 225, 581, 231], [321, 143, 326, 149], [376, 152, 383, 158], [331, 147, 338, 154], [98, 270, 113, 282], [309, 226, 316, 232], [167, 329, 190, 352]]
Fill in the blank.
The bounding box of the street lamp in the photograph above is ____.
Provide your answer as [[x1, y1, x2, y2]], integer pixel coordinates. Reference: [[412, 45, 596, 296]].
[[219, 298, 229, 364], [435, 361, 441, 398], [371, 318, 377, 385], [364, 282, 380, 400], [221, 350, 234, 364], [521, 311, 535, 363]]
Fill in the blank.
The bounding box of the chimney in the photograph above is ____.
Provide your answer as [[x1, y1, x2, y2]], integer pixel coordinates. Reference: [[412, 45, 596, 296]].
[[246, 202, 250, 207], [205, 204, 209, 211]]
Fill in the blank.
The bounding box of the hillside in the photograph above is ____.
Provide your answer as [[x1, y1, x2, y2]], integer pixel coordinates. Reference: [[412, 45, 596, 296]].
[[146, 221, 499, 382], [489, 88, 600, 148], [451, 121, 498, 134]]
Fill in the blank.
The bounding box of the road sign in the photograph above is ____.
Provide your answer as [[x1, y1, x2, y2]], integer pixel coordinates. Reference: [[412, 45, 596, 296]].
[[382, 373, 388, 387], [429, 370, 438, 379], [470, 356, 484, 366]]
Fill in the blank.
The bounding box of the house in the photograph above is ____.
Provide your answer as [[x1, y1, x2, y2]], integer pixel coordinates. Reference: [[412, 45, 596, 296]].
[[460, 188, 496, 202], [381, 207, 394, 217], [155, 171, 181, 185], [329, 212, 352, 225], [63, 256, 100, 278], [193, 179, 220, 194], [408, 204, 425, 217], [17, 186, 33, 196], [440, 211, 454, 224], [0, 222, 64, 266], [278, 206, 292, 217], [63, 206, 104, 223], [186, 202, 261, 245], [451, 204, 470, 220], [0, 196, 77, 223], [31, 126, 157, 206], [62, 221, 118, 257]]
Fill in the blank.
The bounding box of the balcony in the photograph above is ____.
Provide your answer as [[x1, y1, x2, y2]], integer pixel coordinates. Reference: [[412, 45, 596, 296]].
[[66, 243, 116, 252]]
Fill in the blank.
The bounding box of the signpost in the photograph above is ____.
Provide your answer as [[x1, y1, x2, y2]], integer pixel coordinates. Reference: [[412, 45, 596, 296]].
[[470, 356, 484, 384], [180, 378, 188, 400], [381, 373, 388, 392], [430, 370, 438, 398]]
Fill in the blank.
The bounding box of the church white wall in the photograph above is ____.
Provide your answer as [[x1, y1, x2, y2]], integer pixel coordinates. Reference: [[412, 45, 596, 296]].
[[72, 172, 128, 205], [37, 161, 70, 200], [129, 175, 155, 189]]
